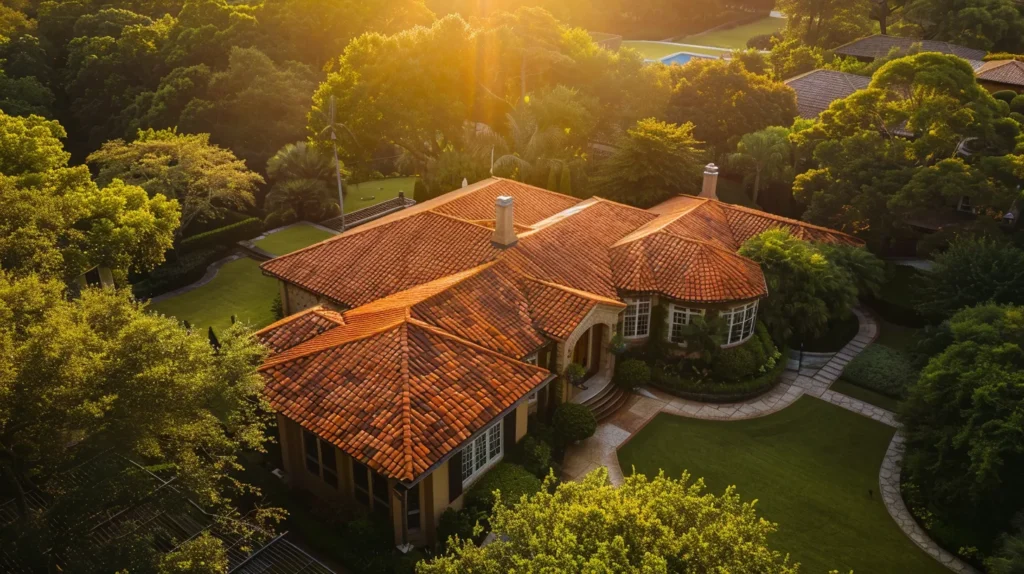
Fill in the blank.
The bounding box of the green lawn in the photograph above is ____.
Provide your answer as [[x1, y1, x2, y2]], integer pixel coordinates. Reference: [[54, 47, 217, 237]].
[[832, 379, 903, 412], [345, 177, 418, 212], [680, 16, 785, 49], [149, 257, 278, 334], [876, 319, 923, 353], [253, 222, 335, 256], [618, 398, 947, 574], [620, 41, 732, 59]]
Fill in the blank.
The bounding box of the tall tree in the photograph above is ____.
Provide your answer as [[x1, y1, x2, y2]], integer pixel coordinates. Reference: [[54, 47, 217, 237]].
[[917, 236, 1024, 318], [590, 117, 704, 208], [777, 0, 873, 47], [0, 275, 275, 570], [901, 0, 1024, 52], [418, 468, 798, 573], [264, 141, 340, 223], [667, 59, 798, 155], [87, 128, 261, 236], [729, 126, 792, 204], [0, 112, 179, 283]]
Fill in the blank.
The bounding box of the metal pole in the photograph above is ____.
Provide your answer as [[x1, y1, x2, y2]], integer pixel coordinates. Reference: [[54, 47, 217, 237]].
[[330, 95, 346, 231]]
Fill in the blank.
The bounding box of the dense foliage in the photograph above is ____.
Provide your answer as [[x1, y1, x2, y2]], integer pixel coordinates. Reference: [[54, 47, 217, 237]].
[[419, 468, 799, 573], [901, 304, 1024, 555], [552, 402, 598, 444], [464, 463, 543, 513], [842, 345, 920, 397], [917, 236, 1024, 319], [0, 274, 276, 570]]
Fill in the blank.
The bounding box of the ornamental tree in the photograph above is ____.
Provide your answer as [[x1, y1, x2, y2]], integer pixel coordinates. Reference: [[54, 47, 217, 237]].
[[917, 236, 1024, 318], [590, 118, 704, 208], [900, 304, 1024, 550], [418, 468, 798, 573], [0, 274, 276, 570], [87, 128, 260, 236]]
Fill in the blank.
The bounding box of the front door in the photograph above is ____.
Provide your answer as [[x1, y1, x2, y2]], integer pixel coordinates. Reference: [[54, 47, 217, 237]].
[[572, 327, 591, 369]]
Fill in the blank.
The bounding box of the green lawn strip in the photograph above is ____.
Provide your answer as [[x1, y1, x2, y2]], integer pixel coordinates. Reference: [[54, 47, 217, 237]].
[[876, 318, 923, 352], [345, 177, 418, 212], [253, 222, 335, 256], [618, 398, 947, 574], [620, 41, 732, 59], [679, 17, 785, 49], [148, 257, 278, 334], [832, 379, 902, 412]]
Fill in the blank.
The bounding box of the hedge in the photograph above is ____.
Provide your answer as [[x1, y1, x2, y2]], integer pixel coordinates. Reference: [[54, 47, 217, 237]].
[[842, 344, 920, 397], [993, 89, 1018, 104], [712, 323, 775, 382], [1012, 95, 1024, 115], [464, 463, 542, 513], [131, 246, 228, 300], [178, 217, 263, 253], [650, 346, 788, 403], [552, 403, 597, 444], [615, 358, 650, 391]]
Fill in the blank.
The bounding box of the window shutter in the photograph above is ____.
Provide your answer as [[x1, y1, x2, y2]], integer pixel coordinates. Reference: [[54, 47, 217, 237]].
[[448, 450, 463, 502], [504, 411, 517, 452]]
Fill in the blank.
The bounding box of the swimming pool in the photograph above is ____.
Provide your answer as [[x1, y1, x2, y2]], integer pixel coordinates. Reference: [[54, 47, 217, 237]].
[[659, 51, 718, 66]]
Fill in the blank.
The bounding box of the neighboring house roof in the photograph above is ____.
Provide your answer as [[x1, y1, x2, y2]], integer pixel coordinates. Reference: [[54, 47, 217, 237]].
[[975, 59, 1024, 88], [833, 34, 986, 61], [785, 69, 871, 119], [258, 178, 860, 484]]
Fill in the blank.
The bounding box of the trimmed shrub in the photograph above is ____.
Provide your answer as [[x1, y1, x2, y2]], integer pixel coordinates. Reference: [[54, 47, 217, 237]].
[[464, 463, 542, 512], [1012, 95, 1024, 115], [552, 403, 597, 444], [413, 178, 429, 203], [518, 436, 553, 477], [615, 358, 650, 391], [178, 217, 263, 253], [843, 344, 920, 397], [1011, 111, 1024, 125], [712, 340, 762, 382], [650, 348, 787, 402], [131, 246, 228, 299], [993, 89, 1018, 104]]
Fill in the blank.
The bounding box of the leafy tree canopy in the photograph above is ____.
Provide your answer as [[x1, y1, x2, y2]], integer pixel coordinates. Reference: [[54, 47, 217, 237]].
[[777, 0, 873, 48], [901, 303, 1024, 549], [901, 0, 1024, 52], [0, 275, 275, 570], [87, 128, 260, 235], [418, 468, 798, 573], [917, 236, 1024, 318], [591, 117, 704, 208], [667, 59, 798, 154]]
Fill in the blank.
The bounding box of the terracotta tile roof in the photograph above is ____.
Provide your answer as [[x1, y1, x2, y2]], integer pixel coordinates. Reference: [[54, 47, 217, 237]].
[[720, 202, 862, 246], [261, 211, 501, 308], [260, 319, 548, 482], [256, 306, 345, 354], [975, 60, 1024, 88], [611, 232, 767, 303], [409, 265, 547, 358], [432, 179, 582, 226], [519, 279, 605, 340], [833, 34, 986, 61], [785, 69, 871, 119]]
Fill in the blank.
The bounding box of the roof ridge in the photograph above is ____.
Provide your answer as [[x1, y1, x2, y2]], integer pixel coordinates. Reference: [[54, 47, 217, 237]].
[[345, 262, 497, 317], [590, 195, 667, 215], [489, 176, 583, 203], [523, 276, 626, 307], [612, 199, 708, 247], [399, 320, 413, 479], [519, 197, 602, 234], [254, 305, 336, 336], [406, 318, 550, 374], [657, 228, 758, 261], [258, 313, 406, 370], [424, 209, 499, 231], [704, 198, 861, 242]]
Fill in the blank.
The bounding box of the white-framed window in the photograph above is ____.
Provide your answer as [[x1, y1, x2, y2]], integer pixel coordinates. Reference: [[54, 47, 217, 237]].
[[622, 296, 651, 338], [721, 301, 758, 346], [668, 305, 705, 343], [523, 354, 540, 405], [461, 421, 503, 487], [302, 429, 338, 488]]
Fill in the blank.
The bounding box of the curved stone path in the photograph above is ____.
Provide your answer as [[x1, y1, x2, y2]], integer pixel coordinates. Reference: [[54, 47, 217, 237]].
[[562, 306, 977, 573]]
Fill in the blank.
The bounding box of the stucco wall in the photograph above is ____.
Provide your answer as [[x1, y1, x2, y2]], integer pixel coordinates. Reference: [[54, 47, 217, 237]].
[[281, 281, 326, 315]]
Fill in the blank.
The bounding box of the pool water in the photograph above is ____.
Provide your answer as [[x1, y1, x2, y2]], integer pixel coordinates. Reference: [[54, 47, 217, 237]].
[[659, 52, 718, 66]]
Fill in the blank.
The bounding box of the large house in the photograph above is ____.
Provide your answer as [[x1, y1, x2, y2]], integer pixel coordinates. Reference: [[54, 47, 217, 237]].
[[254, 170, 857, 548]]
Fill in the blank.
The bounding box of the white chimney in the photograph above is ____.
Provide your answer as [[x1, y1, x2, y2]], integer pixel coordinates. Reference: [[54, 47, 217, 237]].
[[699, 164, 719, 200], [492, 196, 517, 247]]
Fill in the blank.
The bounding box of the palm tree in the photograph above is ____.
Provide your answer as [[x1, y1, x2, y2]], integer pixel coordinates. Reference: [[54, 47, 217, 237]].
[[264, 141, 340, 222], [728, 126, 792, 204]]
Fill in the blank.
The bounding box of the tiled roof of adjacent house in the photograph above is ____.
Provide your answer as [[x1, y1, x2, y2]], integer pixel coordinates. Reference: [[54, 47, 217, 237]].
[[259, 178, 859, 483], [975, 59, 1024, 88], [833, 34, 986, 61], [785, 69, 871, 118]]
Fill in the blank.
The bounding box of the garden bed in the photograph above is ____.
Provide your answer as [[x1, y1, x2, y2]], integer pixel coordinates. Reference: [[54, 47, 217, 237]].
[[649, 347, 787, 403]]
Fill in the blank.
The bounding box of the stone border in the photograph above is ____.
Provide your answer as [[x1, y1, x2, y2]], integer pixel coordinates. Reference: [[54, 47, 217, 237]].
[[147, 253, 244, 304], [562, 305, 978, 573]]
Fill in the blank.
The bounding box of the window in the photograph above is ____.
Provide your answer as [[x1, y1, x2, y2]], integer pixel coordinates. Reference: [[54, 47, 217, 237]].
[[523, 355, 542, 406], [958, 195, 976, 213], [302, 430, 338, 489], [460, 422, 503, 486], [622, 297, 651, 338], [668, 305, 705, 343], [721, 301, 758, 346], [353, 461, 370, 505], [407, 485, 421, 530]]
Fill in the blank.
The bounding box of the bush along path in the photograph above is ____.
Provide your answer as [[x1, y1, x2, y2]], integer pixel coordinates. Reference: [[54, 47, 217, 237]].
[[561, 306, 977, 574]]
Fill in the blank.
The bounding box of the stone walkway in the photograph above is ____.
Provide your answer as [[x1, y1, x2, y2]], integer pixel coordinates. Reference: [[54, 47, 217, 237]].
[[562, 306, 977, 573]]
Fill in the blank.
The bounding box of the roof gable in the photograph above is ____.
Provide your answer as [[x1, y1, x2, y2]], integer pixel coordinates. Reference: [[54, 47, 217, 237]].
[[785, 69, 871, 119], [975, 59, 1024, 87]]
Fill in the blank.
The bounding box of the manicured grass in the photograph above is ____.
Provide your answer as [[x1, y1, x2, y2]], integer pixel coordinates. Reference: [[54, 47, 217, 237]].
[[253, 222, 335, 256], [680, 16, 785, 49], [620, 41, 732, 60], [148, 257, 278, 334], [345, 177, 418, 212], [618, 398, 947, 574], [876, 319, 923, 353], [832, 379, 903, 412]]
